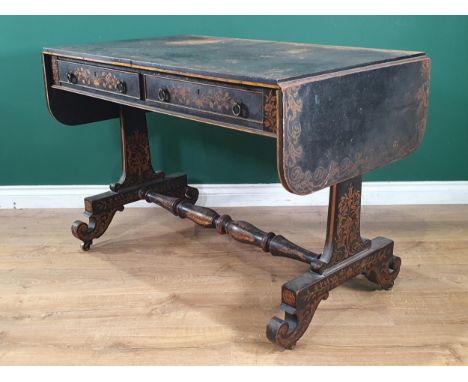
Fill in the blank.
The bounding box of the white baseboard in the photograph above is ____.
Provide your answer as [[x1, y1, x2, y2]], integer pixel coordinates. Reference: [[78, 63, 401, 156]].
[[0, 181, 467, 209]]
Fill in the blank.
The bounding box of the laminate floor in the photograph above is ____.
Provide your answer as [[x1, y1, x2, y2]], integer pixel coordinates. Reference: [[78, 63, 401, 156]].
[[0, 206, 467, 365]]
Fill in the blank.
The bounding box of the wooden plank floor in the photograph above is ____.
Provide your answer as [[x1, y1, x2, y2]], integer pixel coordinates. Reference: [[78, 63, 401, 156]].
[[0, 205, 467, 365]]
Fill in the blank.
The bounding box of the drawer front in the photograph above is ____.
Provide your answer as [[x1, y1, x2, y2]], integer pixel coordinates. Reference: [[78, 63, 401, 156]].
[[145, 74, 264, 123], [57, 60, 140, 98], [48, 56, 277, 135]]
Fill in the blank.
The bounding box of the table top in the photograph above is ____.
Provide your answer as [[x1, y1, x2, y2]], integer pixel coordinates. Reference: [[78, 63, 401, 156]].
[[43, 35, 424, 85], [43, 35, 430, 196]]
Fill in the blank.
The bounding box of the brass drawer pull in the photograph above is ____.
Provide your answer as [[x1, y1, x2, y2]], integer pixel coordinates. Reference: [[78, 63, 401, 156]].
[[232, 102, 242, 117], [116, 81, 127, 94], [158, 88, 170, 102], [67, 71, 77, 84]]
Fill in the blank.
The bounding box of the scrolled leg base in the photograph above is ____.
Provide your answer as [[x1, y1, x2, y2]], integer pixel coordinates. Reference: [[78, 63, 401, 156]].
[[72, 173, 195, 250], [266, 292, 329, 350], [183, 185, 199, 205], [267, 236, 398, 349], [71, 207, 123, 251], [364, 254, 401, 290]]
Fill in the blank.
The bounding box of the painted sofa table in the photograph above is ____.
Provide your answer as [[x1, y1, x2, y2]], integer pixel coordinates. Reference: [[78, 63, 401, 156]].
[[42, 35, 430, 349]]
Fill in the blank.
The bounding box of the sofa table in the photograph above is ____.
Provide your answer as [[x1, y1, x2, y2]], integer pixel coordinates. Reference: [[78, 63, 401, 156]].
[[42, 35, 430, 349]]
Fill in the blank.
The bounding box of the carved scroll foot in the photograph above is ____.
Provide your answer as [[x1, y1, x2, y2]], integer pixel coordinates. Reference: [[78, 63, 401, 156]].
[[267, 236, 396, 349], [266, 292, 329, 350], [71, 207, 123, 251], [71, 174, 195, 250], [183, 185, 199, 205], [364, 255, 401, 290]]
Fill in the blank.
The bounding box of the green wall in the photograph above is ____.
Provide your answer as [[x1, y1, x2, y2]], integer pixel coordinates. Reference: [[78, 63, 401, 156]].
[[1, 16, 467, 185]]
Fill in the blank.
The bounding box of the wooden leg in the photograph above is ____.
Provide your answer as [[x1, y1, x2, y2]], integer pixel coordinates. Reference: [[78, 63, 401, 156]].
[[266, 237, 400, 349], [321, 176, 371, 267], [266, 176, 401, 349], [72, 106, 199, 250]]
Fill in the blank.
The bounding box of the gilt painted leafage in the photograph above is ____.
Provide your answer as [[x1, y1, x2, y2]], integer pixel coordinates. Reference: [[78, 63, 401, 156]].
[[263, 90, 278, 133], [280, 58, 431, 195], [74, 67, 123, 91], [335, 183, 367, 261]]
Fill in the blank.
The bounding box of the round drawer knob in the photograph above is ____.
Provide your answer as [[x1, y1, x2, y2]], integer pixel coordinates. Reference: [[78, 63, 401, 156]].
[[67, 72, 77, 84], [158, 88, 170, 102], [116, 81, 127, 94], [232, 102, 242, 117]]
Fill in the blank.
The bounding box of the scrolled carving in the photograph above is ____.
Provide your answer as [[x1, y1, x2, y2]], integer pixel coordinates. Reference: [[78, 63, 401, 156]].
[[266, 292, 329, 349], [267, 238, 398, 349], [364, 255, 402, 290], [70, 107, 198, 251], [71, 207, 123, 250], [183, 185, 199, 205]]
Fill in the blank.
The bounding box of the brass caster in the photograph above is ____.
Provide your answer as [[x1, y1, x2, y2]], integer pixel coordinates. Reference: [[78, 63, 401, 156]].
[[81, 240, 93, 251]]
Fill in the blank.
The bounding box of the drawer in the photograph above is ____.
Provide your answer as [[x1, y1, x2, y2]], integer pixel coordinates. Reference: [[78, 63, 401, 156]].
[[48, 56, 278, 135], [145, 74, 264, 123], [57, 60, 140, 98]]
